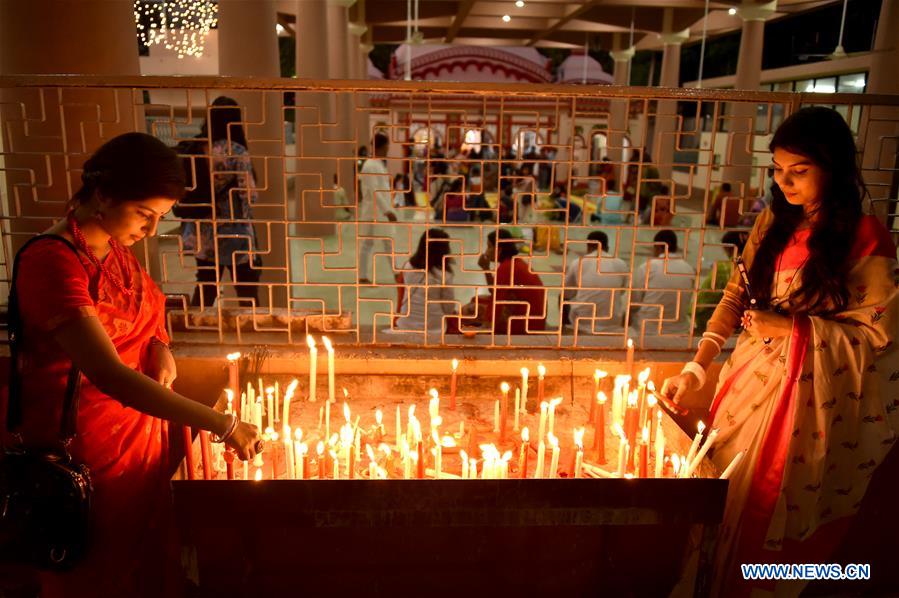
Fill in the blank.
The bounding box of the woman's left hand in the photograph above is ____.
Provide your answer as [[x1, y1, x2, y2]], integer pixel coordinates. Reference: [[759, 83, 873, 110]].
[[146, 341, 177, 388], [742, 309, 792, 340]]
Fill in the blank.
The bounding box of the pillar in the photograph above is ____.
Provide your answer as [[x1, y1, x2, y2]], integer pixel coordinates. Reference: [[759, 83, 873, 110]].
[[720, 1, 773, 203], [859, 0, 899, 225], [652, 10, 688, 181], [295, 0, 337, 235], [218, 0, 286, 308], [0, 1, 140, 256], [609, 34, 635, 174], [328, 0, 356, 202]]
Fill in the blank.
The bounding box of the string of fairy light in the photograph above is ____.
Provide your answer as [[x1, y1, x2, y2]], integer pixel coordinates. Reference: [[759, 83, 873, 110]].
[[134, 0, 218, 59]]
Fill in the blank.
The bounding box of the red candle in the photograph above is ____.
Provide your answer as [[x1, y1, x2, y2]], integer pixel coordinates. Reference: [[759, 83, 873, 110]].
[[518, 428, 530, 479], [416, 440, 425, 479], [317, 442, 326, 479], [182, 425, 196, 480], [199, 431, 213, 480], [302, 453, 310, 479], [450, 359, 458, 411], [624, 398, 639, 471], [593, 392, 606, 464], [224, 450, 235, 480], [349, 449, 355, 479], [499, 382, 510, 444], [638, 430, 649, 478], [537, 364, 546, 404]]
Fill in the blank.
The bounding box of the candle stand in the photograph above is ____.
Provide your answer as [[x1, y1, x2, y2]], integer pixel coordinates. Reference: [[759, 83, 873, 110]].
[[173, 478, 726, 596]]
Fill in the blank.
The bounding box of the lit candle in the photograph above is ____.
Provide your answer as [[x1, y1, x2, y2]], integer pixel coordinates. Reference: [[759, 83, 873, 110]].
[[325, 399, 331, 441], [536, 363, 546, 404], [646, 393, 658, 445], [316, 441, 325, 479], [428, 388, 440, 428], [686, 427, 720, 478], [282, 379, 298, 434], [402, 437, 411, 479], [654, 413, 665, 478], [199, 430, 212, 480], [518, 427, 530, 479], [590, 369, 606, 421], [682, 421, 706, 478], [226, 352, 241, 413], [395, 405, 402, 446], [513, 388, 521, 433], [366, 445, 377, 479], [266, 387, 275, 429], [450, 358, 458, 411], [520, 367, 529, 410], [638, 426, 649, 478], [499, 382, 510, 442], [593, 392, 607, 463], [254, 398, 263, 434], [625, 337, 634, 377], [535, 438, 545, 479], [254, 467, 263, 482], [538, 401, 548, 442], [624, 391, 640, 469], [547, 397, 563, 438], [374, 409, 384, 443], [672, 454, 682, 478], [461, 449, 469, 479], [274, 382, 280, 425], [573, 428, 584, 478], [548, 433, 560, 479], [284, 426, 295, 479], [306, 335, 318, 402], [225, 389, 234, 416], [720, 450, 746, 480], [322, 336, 335, 404], [432, 430, 442, 478]]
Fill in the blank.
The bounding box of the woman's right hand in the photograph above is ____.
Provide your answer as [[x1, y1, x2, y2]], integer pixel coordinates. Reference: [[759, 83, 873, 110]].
[[225, 421, 263, 461], [659, 372, 698, 415]]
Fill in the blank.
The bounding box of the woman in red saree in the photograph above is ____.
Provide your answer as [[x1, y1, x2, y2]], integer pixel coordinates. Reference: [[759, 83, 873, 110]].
[[466, 229, 547, 337], [663, 107, 898, 596], [2, 133, 261, 597]]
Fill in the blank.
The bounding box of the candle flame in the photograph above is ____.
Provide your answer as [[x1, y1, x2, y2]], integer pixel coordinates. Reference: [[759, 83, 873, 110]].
[[647, 380, 656, 392], [295, 428, 303, 441], [270, 431, 279, 442], [441, 435, 456, 448], [598, 391, 608, 404], [408, 404, 416, 419], [432, 429, 440, 445], [264, 426, 274, 438], [627, 338, 634, 349], [501, 451, 513, 463], [226, 352, 241, 361], [672, 454, 682, 475], [306, 334, 316, 349], [550, 397, 563, 408], [321, 336, 333, 352], [375, 409, 383, 425], [460, 449, 468, 462], [343, 403, 351, 423], [537, 363, 546, 377], [266, 387, 274, 396], [378, 443, 391, 456], [366, 444, 376, 462], [697, 421, 706, 434], [429, 388, 439, 400], [521, 427, 529, 442], [574, 427, 585, 449], [657, 409, 663, 421], [225, 388, 234, 403], [500, 381, 510, 393], [627, 391, 638, 407], [612, 423, 625, 439], [316, 441, 324, 455], [286, 379, 299, 398], [451, 358, 459, 371], [647, 393, 658, 407], [254, 468, 262, 481], [298, 442, 308, 455], [638, 368, 650, 385], [548, 433, 558, 448], [595, 369, 608, 380], [642, 426, 649, 443], [328, 433, 338, 447], [540, 401, 548, 412]]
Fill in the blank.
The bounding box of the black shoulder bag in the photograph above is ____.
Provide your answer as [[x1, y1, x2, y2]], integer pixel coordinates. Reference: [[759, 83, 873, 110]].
[[0, 235, 93, 570]]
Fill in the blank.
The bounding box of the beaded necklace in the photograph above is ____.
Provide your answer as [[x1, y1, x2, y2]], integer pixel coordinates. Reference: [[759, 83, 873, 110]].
[[67, 213, 134, 297]]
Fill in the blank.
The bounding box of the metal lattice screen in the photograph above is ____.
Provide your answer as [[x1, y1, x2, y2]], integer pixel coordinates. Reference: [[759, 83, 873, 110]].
[[1, 76, 897, 349]]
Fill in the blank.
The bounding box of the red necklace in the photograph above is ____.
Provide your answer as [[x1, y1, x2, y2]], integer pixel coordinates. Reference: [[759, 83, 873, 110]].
[[67, 213, 134, 297]]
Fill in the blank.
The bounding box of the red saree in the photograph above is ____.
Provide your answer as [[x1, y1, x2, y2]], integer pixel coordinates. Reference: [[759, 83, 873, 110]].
[[478, 256, 547, 336], [2, 237, 182, 597], [705, 214, 899, 596]]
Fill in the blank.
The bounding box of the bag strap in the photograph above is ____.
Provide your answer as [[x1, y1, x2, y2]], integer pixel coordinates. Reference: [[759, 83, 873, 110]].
[[7, 234, 92, 447]]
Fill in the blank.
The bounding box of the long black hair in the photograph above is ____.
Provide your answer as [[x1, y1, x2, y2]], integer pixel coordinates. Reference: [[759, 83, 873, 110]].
[[71, 132, 185, 208], [747, 106, 865, 314], [409, 228, 453, 274], [201, 96, 249, 149]]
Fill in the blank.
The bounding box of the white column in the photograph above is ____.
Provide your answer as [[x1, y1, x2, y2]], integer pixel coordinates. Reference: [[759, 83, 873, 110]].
[[652, 22, 688, 181]]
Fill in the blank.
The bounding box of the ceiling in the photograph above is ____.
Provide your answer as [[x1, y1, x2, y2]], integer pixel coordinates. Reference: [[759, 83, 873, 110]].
[[277, 0, 842, 50]]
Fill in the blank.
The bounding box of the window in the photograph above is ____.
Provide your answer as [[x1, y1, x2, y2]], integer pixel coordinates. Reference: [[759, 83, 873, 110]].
[[837, 73, 866, 93]]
